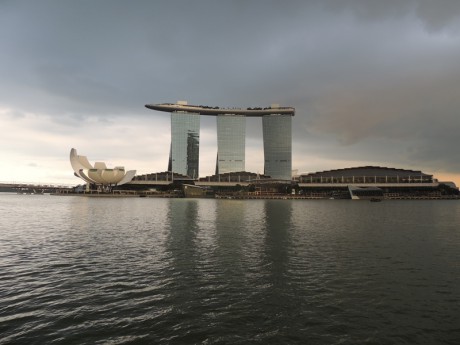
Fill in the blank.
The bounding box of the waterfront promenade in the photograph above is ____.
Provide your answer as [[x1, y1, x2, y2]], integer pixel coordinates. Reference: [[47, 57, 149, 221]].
[[51, 189, 460, 200]]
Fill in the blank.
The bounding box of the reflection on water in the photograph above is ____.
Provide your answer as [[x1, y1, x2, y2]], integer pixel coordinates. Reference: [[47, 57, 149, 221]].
[[263, 201, 292, 289], [0, 195, 460, 344]]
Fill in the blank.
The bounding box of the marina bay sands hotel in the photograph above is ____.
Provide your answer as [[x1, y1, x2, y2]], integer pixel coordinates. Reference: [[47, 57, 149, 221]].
[[145, 101, 295, 180]]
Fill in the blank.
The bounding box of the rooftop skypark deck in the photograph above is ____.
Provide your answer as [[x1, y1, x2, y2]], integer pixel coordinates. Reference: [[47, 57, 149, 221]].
[[145, 102, 295, 116]]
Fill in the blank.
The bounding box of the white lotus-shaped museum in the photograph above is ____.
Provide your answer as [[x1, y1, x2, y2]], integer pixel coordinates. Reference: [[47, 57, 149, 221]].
[[70, 148, 136, 186]]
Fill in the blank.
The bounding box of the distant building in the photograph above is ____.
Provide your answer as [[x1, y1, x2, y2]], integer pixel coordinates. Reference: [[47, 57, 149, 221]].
[[145, 101, 295, 180], [295, 166, 458, 199], [69, 148, 136, 187], [198, 171, 270, 183], [168, 109, 200, 178], [216, 114, 245, 174], [262, 114, 292, 180], [297, 166, 434, 184], [124, 166, 458, 199]]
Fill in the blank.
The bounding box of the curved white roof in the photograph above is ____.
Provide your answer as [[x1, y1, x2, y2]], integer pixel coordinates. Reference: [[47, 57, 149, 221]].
[[118, 170, 137, 186], [70, 148, 93, 179], [70, 148, 136, 186]]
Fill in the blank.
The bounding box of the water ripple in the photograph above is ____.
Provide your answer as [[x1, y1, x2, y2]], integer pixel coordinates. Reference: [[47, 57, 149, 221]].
[[1, 196, 460, 344]]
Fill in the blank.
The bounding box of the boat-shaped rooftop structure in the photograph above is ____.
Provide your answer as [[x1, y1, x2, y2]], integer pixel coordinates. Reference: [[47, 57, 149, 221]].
[[145, 100, 294, 180], [145, 102, 295, 117]]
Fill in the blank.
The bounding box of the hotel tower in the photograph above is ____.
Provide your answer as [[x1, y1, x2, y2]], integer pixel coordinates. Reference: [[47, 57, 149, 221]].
[[145, 101, 295, 180]]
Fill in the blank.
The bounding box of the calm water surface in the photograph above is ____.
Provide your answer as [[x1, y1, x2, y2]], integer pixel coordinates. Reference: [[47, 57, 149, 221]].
[[0, 194, 459, 344]]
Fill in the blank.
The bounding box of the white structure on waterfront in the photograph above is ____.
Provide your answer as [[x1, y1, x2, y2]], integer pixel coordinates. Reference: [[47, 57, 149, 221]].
[[70, 148, 136, 186]]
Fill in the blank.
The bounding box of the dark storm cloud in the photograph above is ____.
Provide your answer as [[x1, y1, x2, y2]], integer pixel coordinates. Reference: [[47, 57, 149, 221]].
[[326, 0, 460, 30], [1, 0, 459, 179]]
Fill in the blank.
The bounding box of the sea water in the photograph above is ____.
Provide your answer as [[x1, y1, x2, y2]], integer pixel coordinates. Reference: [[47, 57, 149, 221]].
[[0, 194, 459, 344]]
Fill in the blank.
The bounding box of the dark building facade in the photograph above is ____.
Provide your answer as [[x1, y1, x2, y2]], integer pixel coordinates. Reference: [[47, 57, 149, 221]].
[[297, 166, 434, 184], [295, 166, 457, 199]]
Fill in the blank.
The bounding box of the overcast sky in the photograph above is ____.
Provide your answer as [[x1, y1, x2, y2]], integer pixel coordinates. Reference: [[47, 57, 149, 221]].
[[1, 0, 460, 185]]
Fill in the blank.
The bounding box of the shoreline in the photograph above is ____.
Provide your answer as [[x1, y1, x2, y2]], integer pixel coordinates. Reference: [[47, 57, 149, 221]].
[[48, 192, 460, 200]]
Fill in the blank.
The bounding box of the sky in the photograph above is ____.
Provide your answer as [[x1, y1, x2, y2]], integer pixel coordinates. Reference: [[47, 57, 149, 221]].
[[1, 0, 460, 186]]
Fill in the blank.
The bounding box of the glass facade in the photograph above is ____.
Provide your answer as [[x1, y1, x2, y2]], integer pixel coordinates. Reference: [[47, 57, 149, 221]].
[[169, 112, 200, 178], [262, 115, 292, 180], [216, 115, 245, 174], [162, 107, 293, 180]]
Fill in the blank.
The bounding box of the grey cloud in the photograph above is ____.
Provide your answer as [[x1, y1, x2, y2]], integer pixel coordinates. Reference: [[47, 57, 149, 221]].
[[415, 0, 460, 32], [0, 0, 459, 180], [325, 0, 460, 32]]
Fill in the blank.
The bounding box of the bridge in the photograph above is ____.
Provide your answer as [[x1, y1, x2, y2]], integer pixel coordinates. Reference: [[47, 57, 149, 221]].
[[0, 182, 74, 194]]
